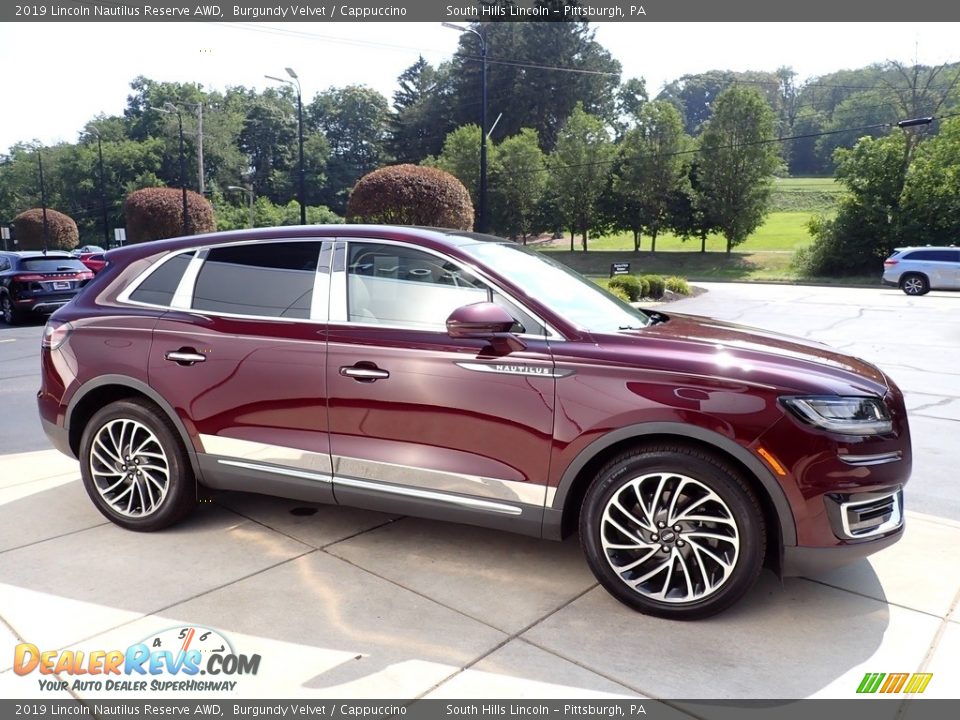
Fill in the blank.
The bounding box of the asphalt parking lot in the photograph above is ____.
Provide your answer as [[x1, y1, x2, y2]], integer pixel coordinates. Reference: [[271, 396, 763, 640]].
[[0, 282, 958, 701]]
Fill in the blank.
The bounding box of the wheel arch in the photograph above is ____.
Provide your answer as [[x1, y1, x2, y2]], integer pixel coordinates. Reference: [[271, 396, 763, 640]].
[[544, 423, 796, 571], [66, 375, 203, 482]]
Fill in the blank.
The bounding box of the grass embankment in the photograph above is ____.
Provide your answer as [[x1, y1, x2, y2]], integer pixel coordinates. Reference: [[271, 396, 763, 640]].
[[546, 177, 875, 284]]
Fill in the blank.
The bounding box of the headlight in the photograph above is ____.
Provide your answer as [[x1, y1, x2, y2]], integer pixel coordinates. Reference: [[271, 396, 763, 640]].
[[780, 396, 892, 435]]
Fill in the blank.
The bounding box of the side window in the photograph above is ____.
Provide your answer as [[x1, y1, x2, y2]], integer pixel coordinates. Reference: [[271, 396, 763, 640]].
[[0, 257, 9, 272], [192, 242, 322, 319], [347, 242, 488, 329], [129, 251, 194, 306], [905, 250, 958, 263]]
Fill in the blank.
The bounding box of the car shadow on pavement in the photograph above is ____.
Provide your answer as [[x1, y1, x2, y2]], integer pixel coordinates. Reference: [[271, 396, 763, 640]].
[[0, 482, 897, 698]]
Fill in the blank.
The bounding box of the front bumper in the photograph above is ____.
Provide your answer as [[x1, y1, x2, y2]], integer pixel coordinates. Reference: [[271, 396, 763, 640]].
[[783, 525, 903, 576]]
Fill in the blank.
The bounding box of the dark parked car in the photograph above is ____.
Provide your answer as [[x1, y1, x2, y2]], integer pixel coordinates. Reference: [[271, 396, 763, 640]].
[[38, 226, 911, 619], [1, 251, 94, 325]]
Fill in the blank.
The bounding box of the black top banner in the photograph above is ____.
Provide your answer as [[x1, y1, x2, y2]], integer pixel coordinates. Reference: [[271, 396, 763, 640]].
[[5, 0, 960, 22]]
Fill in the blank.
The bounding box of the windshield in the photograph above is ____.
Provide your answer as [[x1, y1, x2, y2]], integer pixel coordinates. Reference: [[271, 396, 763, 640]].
[[461, 242, 652, 333]]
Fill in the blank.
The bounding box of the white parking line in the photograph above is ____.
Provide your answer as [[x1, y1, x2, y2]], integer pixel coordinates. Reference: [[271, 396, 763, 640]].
[[0, 339, 16, 343]]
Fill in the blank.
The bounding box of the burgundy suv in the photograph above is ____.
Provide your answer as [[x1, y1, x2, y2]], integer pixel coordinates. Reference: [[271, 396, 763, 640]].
[[38, 226, 910, 619]]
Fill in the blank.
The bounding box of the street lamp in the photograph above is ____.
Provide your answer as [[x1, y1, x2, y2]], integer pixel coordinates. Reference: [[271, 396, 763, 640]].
[[442, 22, 488, 232], [36, 146, 50, 253], [154, 102, 191, 236], [265, 67, 306, 225], [227, 185, 255, 229], [88, 127, 110, 246]]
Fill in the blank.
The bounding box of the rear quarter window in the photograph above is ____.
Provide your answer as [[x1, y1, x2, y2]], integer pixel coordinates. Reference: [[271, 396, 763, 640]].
[[129, 252, 194, 306]]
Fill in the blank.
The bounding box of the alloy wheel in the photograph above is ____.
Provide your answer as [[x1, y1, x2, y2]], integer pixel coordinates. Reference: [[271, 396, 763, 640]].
[[89, 418, 170, 517], [1, 296, 12, 324], [600, 472, 740, 604], [902, 276, 925, 295]]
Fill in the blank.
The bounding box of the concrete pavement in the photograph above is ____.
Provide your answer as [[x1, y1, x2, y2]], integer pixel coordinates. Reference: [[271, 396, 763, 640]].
[[0, 448, 957, 701]]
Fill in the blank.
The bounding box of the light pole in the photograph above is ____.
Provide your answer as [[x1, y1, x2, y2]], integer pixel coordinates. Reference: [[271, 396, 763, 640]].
[[37, 146, 49, 253], [88, 127, 110, 246], [265, 68, 306, 225], [227, 185, 255, 229], [155, 103, 190, 236], [442, 22, 488, 232]]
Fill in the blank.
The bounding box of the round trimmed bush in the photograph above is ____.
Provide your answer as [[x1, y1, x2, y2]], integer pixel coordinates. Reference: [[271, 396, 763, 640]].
[[346, 164, 474, 230], [637, 276, 651, 299], [12, 208, 79, 251], [608, 275, 642, 301], [607, 285, 632, 303], [124, 187, 216, 244]]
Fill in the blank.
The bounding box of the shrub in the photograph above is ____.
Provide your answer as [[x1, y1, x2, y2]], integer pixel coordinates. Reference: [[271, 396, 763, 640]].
[[346, 164, 474, 230], [608, 275, 642, 301], [606, 285, 632, 303], [665, 276, 691, 295], [124, 187, 216, 244], [12, 208, 79, 251], [641, 275, 666, 299], [637, 276, 651, 299]]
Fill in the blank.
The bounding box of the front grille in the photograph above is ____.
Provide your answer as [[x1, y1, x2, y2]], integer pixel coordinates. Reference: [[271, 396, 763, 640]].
[[826, 489, 903, 540]]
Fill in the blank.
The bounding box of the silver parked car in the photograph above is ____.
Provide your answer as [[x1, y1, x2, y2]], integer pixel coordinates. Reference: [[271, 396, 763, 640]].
[[882, 246, 960, 295]]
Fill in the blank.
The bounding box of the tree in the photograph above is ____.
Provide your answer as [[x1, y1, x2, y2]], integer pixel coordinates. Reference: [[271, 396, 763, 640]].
[[424, 125, 498, 217], [446, 22, 621, 150], [389, 57, 455, 163], [346, 165, 474, 229], [697, 86, 781, 253], [490, 129, 546, 241], [900, 117, 960, 244], [308, 85, 391, 213], [547, 104, 615, 251], [607, 101, 689, 252]]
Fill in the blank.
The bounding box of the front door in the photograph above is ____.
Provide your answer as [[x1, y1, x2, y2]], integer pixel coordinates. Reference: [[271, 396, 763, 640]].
[[325, 239, 556, 535]]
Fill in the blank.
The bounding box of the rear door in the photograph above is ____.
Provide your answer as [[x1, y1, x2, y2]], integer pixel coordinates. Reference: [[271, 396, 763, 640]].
[[325, 239, 557, 534], [145, 239, 335, 503]]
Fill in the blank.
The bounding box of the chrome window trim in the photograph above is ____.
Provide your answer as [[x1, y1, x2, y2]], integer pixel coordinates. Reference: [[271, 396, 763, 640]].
[[309, 241, 334, 322], [170, 250, 206, 309], [329, 241, 347, 321], [116, 247, 198, 308], [330, 237, 561, 340]]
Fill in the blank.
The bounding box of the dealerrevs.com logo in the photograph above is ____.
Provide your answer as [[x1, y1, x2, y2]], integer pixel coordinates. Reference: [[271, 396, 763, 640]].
[[14, 626, 260, 692]]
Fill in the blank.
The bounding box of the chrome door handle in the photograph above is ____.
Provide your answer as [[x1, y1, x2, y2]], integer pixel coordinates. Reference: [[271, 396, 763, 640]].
[[165, 350, 207, 365], [339, 365, 390, 381]]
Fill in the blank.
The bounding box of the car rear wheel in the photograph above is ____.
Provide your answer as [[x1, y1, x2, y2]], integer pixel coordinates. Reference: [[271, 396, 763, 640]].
[[900, 273, 929, 296], [1, 294, 24, 325], [79, 398, 195, 531], [580, 444, 766, 620]]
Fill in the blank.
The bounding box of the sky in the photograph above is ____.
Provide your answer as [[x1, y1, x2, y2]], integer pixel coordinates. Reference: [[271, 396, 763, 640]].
[[1, 21, 958, 154]]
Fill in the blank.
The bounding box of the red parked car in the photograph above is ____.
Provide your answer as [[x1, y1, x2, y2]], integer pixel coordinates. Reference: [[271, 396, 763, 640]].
[[78, 252, 107, 274], [38, 226, 910, 619]]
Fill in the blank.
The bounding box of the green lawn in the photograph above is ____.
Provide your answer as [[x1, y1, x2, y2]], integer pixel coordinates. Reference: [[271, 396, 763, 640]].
[[551, 211, 817, 254]]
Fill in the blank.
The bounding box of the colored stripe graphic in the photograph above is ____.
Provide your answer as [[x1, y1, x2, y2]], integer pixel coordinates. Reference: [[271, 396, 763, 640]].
[[880, 673, 909, 693], [857, 673, 885, 693], [903, 673, 933, 694]]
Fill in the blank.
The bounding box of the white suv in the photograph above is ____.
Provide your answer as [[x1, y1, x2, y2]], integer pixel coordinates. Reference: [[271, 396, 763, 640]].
[[882, 246, 960, 295]]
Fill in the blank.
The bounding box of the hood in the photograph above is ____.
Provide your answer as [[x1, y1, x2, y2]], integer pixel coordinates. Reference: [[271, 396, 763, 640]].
[[592, 312, 889, 396]]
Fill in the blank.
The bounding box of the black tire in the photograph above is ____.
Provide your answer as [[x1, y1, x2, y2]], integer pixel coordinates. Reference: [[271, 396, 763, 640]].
[[580, 444, 766, 620], [79, 398, 195, 531], [1, 294, 25, 325], [900, 273, 929, 296]]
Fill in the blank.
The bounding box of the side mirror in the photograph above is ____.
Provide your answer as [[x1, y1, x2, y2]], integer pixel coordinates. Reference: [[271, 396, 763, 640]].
[[446, 302, 516, 338]]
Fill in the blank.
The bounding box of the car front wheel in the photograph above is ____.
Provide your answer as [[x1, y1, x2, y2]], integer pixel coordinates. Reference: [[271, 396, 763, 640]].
[[79, 398, 195, 531], [900, 273, 929, 296], [580, 444, 766, 620]]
